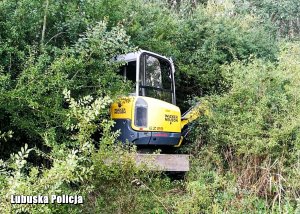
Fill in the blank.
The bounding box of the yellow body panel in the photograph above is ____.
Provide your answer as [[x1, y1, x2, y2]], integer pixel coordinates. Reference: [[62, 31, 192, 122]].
[[132, 96, 181, 133], [111, 96, 181, 133], [110, 97, 134, 120]]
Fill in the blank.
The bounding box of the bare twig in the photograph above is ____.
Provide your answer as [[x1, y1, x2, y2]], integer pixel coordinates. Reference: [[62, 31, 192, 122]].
[[41, 0, 49, 46], [45, 32, 66, 46]]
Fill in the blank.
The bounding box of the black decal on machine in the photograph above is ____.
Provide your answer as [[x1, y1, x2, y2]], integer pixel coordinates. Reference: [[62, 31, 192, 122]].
[[149, 126, 164, 131], [164, 114, 178, 124], [114, 108, 126, 114]]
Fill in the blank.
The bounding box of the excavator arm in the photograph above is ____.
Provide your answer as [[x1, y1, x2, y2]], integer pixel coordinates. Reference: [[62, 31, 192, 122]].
[[181, 102, 202, 128], [173, 101, 210, 148]]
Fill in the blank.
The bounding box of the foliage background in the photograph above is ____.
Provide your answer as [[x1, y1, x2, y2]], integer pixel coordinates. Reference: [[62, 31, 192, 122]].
[[0, 0, 299, 213]]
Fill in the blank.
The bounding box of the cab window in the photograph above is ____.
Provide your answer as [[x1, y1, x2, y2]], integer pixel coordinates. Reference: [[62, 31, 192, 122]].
[[139, 54, 173, 104], [118, 61, 136, 92]]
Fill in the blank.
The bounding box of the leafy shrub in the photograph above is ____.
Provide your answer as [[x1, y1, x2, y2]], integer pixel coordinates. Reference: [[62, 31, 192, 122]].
[[73, 0, 279, 109], [187, 43, 300, 213], [0, 90, 143, 213], [0, 20, 133, 159]]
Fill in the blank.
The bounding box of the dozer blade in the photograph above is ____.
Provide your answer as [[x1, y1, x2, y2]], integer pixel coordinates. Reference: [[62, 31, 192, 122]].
[[135, 154, 189, 172]]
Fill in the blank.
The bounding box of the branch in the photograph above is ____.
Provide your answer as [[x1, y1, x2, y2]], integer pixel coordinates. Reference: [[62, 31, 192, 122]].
[[41, 0, 49, 47], [45, 32, 66, 46]]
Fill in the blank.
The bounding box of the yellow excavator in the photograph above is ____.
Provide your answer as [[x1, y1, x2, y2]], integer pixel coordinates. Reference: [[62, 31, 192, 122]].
[[110, 50, 205, 171], [110, 50, 203, 146]]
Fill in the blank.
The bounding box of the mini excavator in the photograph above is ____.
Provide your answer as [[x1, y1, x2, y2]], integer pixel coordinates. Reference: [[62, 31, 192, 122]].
[[110, 50, 205, 171]]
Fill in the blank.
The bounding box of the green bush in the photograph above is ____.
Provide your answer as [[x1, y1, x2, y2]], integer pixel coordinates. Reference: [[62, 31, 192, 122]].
[[0, 20, 133, 159], [0, 90, 149, 214], [67, 0, 278, 109], [187, 43, 300, 213]]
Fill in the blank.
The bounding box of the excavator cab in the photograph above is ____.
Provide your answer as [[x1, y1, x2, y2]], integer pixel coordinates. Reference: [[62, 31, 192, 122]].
[[111, 50, 183, 146]]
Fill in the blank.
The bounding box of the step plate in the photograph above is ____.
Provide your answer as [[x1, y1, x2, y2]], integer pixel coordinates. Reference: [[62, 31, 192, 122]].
[[135, 154, 189, 172]]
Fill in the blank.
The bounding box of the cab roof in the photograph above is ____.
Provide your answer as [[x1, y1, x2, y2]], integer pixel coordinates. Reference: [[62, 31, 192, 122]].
[[116, 50, 171, 63]]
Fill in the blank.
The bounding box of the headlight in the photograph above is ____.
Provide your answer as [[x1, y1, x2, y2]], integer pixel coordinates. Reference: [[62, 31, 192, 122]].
[[134, 98, 148, 127]]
